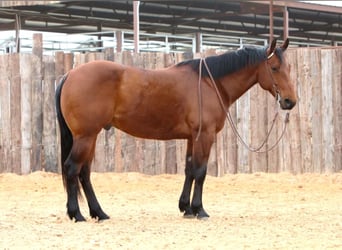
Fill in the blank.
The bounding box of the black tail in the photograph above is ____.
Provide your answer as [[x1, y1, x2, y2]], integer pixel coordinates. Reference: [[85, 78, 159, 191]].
[[55, 74, 72, 189]]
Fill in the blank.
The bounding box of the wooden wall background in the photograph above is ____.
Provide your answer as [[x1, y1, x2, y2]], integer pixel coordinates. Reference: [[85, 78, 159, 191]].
[[0, 46, 341, 175]]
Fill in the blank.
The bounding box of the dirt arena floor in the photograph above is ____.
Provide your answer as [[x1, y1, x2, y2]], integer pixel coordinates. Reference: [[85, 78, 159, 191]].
[[1, 171, 342, 250]]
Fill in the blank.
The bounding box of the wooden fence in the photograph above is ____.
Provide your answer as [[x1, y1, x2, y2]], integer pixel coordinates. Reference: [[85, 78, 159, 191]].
[[0, 47, 341, 175]]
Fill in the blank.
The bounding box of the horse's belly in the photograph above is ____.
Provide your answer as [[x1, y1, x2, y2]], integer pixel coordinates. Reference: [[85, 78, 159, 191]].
[[112, 112, 188, 140]]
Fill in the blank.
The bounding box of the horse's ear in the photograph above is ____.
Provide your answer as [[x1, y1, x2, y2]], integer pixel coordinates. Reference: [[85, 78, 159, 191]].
[[281, 38, 289, 51], [267, 39, 277, 56]]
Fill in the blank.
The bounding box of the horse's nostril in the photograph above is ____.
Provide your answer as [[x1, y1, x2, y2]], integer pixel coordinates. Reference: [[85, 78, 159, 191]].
[[282, 98, 296, 110]]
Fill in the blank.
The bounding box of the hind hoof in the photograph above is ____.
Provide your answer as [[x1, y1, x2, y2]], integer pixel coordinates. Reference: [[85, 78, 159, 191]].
[[90, 209, 110, 221], [68, 211, 86, 222]]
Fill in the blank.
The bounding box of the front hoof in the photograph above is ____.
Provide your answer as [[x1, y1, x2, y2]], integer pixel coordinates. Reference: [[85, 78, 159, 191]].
[[197, 215, 209, 220], [183, 209, 196, 219], [196, 208, 210, 220], [180, 204, 196, 218]]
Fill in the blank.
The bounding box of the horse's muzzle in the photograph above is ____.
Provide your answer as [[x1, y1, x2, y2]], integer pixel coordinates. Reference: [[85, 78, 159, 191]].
[[279, 98, 296, 110]]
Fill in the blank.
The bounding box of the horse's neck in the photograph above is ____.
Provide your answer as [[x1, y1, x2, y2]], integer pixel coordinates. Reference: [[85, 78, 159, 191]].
[[219, 65, 258, 107]]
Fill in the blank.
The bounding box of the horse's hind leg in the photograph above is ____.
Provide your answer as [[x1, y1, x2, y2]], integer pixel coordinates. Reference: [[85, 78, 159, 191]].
[[64, 156, 85, 222], [64, 135, 97, 222], [79, 160, 109, 221]]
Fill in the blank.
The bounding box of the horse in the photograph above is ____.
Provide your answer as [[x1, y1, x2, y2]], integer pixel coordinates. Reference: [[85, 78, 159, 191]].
[[55, 38, 297, 222]]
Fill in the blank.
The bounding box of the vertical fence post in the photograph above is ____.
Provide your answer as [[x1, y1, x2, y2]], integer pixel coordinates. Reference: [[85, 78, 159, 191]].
[[42, 55, 58, 172], [31, 33, 43, 172], [54, 51, 65, 173], [133, 1, 140, 53], [20, 54, 33, 174]]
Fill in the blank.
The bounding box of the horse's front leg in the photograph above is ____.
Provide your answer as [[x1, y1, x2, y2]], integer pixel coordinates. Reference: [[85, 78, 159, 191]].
[[190, 132, 214, 219], [179, 139, 195, 217], [191, 162, 209, 219]]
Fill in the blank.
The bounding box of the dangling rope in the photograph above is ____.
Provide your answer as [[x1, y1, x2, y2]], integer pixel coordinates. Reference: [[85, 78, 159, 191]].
[[195, 58, 204, 141]]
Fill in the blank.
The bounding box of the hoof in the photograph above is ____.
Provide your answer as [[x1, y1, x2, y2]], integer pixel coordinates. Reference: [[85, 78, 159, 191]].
[[183, 213, 196, 219], [181, 206, 195, 219], [90, 209, 110, 221], [97, 214, 110, 221], [196, 208, 210, 220], [197, 215, 209, 221], [74, 217, 86, 222], [67, 205, 86, 222], [69, 212, 86, 222]]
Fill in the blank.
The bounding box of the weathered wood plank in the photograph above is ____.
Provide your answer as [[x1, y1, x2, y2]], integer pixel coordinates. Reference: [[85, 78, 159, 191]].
[[32, 33, 43, 60], [31, 52, 43, 172], [321, 49, 335, 173], [332, 49, 342, 172], [0, 55, 11, 172], [55, 52, 65, 78], [249, 85, 268, 172], [308, 48, 323, 172], [54, 51, 64, 172], [20, 54, 33, 174], [64, 53, 74, 72], [236, 92, 250, 173], [42, 55, 58, 172], [285, 49, 302, 174], [296, 48, 313, 173], [31, 33, 43, 171], [9, 54, 21, 174]]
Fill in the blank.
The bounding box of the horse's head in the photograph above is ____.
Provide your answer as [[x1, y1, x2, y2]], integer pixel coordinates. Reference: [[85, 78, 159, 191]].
[[258, 38, 297, 110]]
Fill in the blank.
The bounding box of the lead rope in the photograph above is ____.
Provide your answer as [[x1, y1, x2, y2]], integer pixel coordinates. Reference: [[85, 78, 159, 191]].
[[199, 57, 289, 153], [195, 58, 204, 141]]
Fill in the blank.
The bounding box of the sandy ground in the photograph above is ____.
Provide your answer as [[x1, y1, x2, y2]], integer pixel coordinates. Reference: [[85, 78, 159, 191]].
[[0, 171, 342, 250]]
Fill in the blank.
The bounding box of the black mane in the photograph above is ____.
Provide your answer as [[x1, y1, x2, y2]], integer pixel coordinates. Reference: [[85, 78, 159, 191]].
[[176, 46, 284, 79]]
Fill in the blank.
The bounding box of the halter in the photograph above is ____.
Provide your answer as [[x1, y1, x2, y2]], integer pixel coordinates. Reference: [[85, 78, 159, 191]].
[[266, 51, 281, 102], [195, 53, 289, 153], [267, 51, 275, 60]]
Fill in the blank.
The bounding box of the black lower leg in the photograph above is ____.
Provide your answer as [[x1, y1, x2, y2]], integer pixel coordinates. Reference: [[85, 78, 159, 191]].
[[65, 160, 85, 222], [191, 165, 209, 219], [179, 177, 194, 217], [79, 166, 109, 220], [179, 154, 195, 217]]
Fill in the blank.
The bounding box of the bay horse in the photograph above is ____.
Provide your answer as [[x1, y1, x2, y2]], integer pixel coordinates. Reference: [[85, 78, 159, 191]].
[[55, 38, 297, 222]]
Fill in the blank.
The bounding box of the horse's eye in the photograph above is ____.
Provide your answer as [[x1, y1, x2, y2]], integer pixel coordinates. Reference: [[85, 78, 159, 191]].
[[271, 67, 279, 72]]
